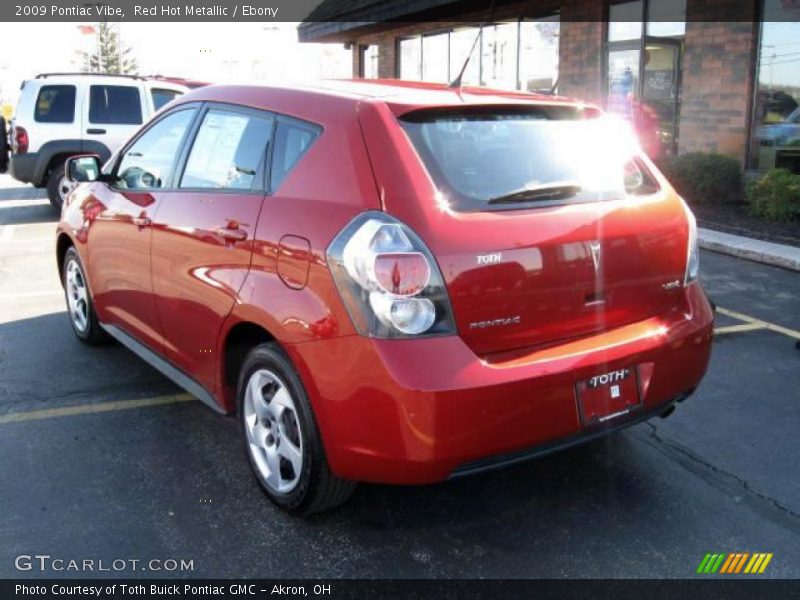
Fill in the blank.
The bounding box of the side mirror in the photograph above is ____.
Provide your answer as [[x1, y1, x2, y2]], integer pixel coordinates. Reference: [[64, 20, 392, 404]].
[[66, 155, 101, 183]]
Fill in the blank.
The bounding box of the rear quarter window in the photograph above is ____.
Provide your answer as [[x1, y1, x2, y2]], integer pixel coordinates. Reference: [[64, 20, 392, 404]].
[[34, 85, 76, 123], [89, 85, 143, 125], [270, 119, 321, 191]]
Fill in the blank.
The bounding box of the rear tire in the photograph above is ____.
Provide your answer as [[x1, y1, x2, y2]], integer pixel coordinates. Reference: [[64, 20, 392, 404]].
[[63, 247, 107, 345], [238, 342, 356, 515], [47, 163, 69, 211]]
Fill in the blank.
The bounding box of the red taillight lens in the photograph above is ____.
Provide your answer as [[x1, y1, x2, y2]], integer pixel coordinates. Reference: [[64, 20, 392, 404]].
[[14, 127, 29, 154], [373, 252, 431, 297], [327, 212, 456, 338]]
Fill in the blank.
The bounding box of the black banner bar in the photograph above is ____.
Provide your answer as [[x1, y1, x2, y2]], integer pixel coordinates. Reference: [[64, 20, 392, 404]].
[[3, 0, 800, 23], [4, 579, 800, 600]]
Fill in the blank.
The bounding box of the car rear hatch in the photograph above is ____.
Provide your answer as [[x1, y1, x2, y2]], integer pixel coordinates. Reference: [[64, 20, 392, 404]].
[[358, 100, 690, 356]]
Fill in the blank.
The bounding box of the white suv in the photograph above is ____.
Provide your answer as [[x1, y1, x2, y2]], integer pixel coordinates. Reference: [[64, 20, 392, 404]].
[[6, 73, 189, 209]]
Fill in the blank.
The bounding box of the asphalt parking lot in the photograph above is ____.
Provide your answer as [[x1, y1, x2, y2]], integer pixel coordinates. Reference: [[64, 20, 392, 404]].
[[1, 174, 798, 579]]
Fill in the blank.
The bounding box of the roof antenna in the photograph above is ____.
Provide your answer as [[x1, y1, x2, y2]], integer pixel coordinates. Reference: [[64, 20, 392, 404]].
[[449, 0, 496, 89]]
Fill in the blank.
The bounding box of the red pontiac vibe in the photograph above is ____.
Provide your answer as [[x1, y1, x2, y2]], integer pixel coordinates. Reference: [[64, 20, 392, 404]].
[[56, 80, 714, 514]]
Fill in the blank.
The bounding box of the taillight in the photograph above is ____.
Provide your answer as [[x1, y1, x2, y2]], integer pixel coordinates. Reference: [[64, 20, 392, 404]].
[[328, 211, 455, 338], [682, 198, 700, 285], [13, 126, 29, 154]]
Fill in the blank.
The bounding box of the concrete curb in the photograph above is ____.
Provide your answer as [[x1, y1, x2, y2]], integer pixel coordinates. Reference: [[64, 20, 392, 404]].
[[699, 228, 800, 272]]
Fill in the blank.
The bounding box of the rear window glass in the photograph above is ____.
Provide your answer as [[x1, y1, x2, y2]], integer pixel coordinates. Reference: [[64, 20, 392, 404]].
[[151, 88, 181, 111], [89, 85, 142, 125], [400, 106, 659, 212], [34, 85, 76, 123]]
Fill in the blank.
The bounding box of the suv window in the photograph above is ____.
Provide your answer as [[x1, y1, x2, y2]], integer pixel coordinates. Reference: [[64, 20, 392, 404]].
[[270, 119, 320, 191], [34, 85, 76, 123], [115, 109, 196, 190], [180, 109, 273, 191], [151, 88, 181, 111], [89, 85, 143, 125]]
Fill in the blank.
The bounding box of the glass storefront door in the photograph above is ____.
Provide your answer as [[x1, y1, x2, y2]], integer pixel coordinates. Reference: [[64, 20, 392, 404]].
[[642, 39, 681, 158], [606, 0, 685, 159]]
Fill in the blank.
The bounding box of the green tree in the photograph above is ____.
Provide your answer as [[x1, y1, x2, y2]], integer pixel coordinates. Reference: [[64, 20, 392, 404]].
[[82, 23, 138, 75]]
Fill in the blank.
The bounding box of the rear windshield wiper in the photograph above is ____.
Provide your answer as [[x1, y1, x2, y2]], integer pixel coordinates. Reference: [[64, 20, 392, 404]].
[[487, 181, 582, 205]]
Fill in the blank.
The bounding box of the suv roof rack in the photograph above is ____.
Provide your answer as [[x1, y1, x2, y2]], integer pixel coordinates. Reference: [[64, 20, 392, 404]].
[[35, 72, 145, 80]]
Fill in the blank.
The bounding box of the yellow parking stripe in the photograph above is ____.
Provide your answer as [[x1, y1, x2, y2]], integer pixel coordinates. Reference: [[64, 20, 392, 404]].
[[717, 307, 800, 341], [0, 393, 195, 425]]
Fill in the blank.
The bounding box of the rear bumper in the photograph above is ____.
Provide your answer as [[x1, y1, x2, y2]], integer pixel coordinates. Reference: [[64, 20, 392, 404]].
[[288, 283, 714, 484], [9, 153, 38, 184]]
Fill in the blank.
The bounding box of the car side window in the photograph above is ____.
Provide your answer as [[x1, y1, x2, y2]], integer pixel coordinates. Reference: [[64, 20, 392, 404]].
[[180, 109, 273, 191], [270, 119, 321, 191], [89, 85, 143, 125], [34, 85, 76, 123], [114, 109, 196, 190], [151, 88, 181, 111]]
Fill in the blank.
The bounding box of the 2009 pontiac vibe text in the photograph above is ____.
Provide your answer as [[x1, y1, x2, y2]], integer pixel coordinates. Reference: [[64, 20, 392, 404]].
[[58, 80, 713, 514]]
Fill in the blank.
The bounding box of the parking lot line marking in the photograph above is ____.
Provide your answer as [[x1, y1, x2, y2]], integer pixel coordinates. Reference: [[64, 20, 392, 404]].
[[0, 290, 62, 300], [717, 306, 800, 341], [0, 393, 196, 425], [714, 323, 766, 335]]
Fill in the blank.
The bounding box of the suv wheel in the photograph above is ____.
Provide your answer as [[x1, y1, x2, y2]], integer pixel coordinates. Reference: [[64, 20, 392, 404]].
[[47, 163, 70, 211], [63, 247, 107, 344], [238, 343, 356, 514]]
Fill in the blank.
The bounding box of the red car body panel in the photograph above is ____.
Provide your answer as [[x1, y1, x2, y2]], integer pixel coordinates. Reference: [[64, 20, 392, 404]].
[[57, 80, 714, 484], [150, 190, 265, 393]]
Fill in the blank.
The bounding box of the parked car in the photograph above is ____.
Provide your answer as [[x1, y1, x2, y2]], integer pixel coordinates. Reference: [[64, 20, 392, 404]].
[[7, 73, 189, 209], [56, 81, 714, 514], [755, 106, 800, 173]]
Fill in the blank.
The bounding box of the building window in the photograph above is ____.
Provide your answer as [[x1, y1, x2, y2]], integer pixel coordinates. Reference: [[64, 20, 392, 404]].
[[606, 0, 686, 159], [750, 0, 800, 172], [399, 36, 422, 80], [397, 17, 559, 92], [423, 33, 450, 83], [361, 45, 379, 79], [519, 17, 560, 92], [480, 22, 518, 89], [449, 27, 481, 86]]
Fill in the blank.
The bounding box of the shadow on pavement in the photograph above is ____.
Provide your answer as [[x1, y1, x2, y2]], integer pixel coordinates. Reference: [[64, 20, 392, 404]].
[[0, 311, 179, 412], [0, 200, 56, 226], [0, 187, 47, 201]]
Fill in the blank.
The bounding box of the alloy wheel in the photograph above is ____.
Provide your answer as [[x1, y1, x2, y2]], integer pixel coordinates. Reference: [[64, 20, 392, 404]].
[[243, 369, 304, 493], [65, 259, 89, 333]]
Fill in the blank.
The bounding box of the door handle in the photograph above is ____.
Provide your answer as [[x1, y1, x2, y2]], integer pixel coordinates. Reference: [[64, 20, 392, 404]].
[[216, 227, 247, 242], [132, 216, 151, 228], [86, 128, 106, 135]]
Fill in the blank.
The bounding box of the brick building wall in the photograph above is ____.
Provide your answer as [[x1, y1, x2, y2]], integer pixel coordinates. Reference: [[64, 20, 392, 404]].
[[678, 11, 758, 160], [557, 0, 605, 106]]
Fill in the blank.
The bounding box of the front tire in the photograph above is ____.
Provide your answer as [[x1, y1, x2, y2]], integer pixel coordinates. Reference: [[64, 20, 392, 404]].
[[63, 247, 107, 345], [238, 343, 356, 514], [47, 163, 69, 211]]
